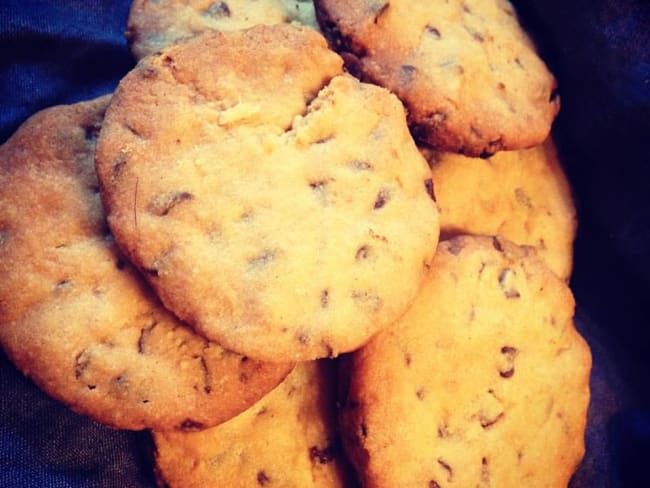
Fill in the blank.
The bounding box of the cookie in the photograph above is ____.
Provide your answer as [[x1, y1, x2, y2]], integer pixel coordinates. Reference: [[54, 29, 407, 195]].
[[127, 0, 319, 59], [339, 235, 591, 487], [95, 25, 439, 362], [153, 360, 357, 487], [315, 0, 560, 156], [422, 138, 576, 280], [0, 97, 292, 431]]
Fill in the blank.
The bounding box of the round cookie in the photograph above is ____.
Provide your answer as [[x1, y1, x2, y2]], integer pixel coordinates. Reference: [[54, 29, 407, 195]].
[[315, 0, 560, 156], [96, 25, 439, 362], [422, 138, 576, 280], [127, 0, 319, 59], [153, 360, 357, 488], [0, 97, 292, 431], [339, 236, 591, 488]]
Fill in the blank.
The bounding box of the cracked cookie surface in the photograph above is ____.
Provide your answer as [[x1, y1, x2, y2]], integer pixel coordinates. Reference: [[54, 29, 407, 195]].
[[315, 0, 560, 156], [96, 25, 439, 362], [422, 138, 576, 280], [153, 360, 357, 487], [339, 235, 591, 487], [127, 0, 319, 59], [0, 97, 291, 431]]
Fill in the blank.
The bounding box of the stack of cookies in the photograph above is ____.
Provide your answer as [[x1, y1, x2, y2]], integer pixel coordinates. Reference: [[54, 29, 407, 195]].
[[0, 1, 592, 487]]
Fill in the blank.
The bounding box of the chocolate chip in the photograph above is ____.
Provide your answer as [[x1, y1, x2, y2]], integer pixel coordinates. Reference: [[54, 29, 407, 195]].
[[498, 269, 520, 299], [500, 368, 514, 379], [83, 123, 101, 141], [492, 237, 504, 252], [438, 458, 454, 481], [257, 471, 270, 486], [416, 388, 425, 400], [55, 279, 72, 291], [309, 180, 327, 190], [356, 245, 371, 260], [137, 323, 156, 354], [424, 178, 436, 201], [360, 423, 368, 437], [426, 25, 441, 39], [196, 355, 212, 394], [499, 346, 518, 378], [369, 0, 390, 22], [309, 180, 330, 205], [74, 350, 91, 379], [148, 191, 194, 216], [320, 289, 330, 308], [124, 122, 142, 138], [373, 187, 391, 209], [205, 1, 231, 17], [481, 457, 490, 483], [479, 411, 505, 429], [179, 419, 205, 431]]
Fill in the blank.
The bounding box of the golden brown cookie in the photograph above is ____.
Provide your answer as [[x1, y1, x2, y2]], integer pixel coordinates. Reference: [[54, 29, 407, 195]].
[[127, 0, 319, 59], [339, 236, 591, 487], [422, 138, 576, 280], [316, 0, 560, 156], [153, 360, 357, 487], [0, 97, 292, 431], [95, 25, 439, 362]]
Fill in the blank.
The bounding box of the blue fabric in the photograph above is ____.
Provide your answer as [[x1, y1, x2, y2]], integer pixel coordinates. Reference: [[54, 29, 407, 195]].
[[1, 1, 649, 487]]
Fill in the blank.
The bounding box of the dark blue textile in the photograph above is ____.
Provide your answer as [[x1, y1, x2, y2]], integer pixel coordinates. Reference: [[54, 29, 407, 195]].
[[1, 1, 649, 487]]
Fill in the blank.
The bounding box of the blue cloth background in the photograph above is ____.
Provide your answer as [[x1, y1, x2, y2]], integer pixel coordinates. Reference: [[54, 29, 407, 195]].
[[1, 0, 649, 486]]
